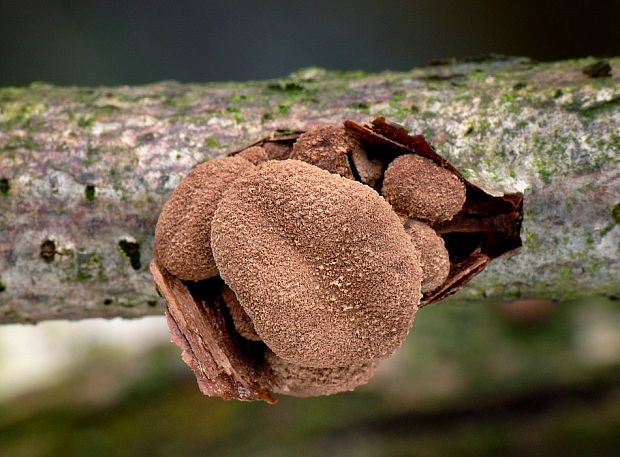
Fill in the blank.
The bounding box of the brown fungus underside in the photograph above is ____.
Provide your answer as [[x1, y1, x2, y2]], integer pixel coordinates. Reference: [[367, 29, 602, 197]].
[[289, 125, 361, 179], [152, 117, 523, 403], [221, 284, 261, 341]]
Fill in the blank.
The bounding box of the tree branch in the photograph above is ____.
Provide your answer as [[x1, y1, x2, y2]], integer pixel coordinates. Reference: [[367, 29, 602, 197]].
[[1, 57, 618, 324]]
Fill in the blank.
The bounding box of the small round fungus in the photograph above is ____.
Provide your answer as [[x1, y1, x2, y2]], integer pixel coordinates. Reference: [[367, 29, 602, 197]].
[[237, 146, 269, 165], [221, 284, 261, 341], [403, 219, 451, 293], [382, 154, 466, 223], [263, 142, 292, 160], [155, 156, 255, 280], [211, 159, 422, 368], [290, 125, 362, 178], [266, 351, 378, 397]]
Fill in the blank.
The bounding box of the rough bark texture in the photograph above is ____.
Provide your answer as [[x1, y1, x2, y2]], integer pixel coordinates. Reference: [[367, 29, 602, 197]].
[[0, 57, 618, 324]]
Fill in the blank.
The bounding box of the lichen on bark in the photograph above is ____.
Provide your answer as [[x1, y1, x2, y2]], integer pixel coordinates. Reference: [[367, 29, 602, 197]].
[[0, 56, 618, 323]]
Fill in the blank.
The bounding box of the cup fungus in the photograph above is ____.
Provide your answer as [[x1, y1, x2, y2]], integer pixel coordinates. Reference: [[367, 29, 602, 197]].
[[151, 117, 524, 403]]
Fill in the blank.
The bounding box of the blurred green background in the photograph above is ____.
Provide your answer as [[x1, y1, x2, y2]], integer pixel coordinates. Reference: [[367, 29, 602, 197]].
[[1, 1, 620, 456], [2, 297, 620, 456]]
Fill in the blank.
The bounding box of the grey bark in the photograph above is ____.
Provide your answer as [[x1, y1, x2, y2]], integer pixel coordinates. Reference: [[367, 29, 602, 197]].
[[0, 57, 618, 324]]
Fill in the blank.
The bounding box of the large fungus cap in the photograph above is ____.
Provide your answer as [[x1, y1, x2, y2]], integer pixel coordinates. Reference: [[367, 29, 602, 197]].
[[290, 125, 363, 178], [211, 159, 422, 368], [155, 156, 255, 280], [266, 351, 378, 397], [382, 154, 466, 224], [403, 218, 451, 293]]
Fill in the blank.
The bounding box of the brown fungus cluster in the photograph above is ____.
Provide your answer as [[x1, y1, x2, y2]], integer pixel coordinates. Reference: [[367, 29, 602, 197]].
[[152, 118, 524, 403], [236, 145, 269, 165], [221, 284, 261, 341], [266, 350, 379, 398]]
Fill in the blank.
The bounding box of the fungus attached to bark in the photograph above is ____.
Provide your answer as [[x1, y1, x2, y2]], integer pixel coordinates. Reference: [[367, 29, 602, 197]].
[[154, 156, 255, 280], [402, 218, 451, 293], [151, 117, 523, 403], [262, 141, 292, 160], [211, 159, 422, 368], [382, 154, 466, 223]]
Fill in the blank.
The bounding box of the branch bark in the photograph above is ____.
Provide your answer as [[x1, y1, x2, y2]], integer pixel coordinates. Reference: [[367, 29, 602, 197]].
[[1, 57, 618, 324]]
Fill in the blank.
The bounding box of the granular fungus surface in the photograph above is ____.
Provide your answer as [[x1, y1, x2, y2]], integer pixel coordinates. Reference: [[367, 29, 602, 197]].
[[382, 154, 466, 223], [211, 159, 422, 368], [152, 118, 524, 402], [155, 156, 255, 280]]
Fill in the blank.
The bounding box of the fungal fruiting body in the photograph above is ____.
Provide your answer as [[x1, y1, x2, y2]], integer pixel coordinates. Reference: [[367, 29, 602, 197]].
[[402, 218, 451, 293], [289, 125, 360, 178], [154, 156, 255, 280], [152, 118, 524, 402], [382, 154, 466, 224], [211, 159, 422, 368]]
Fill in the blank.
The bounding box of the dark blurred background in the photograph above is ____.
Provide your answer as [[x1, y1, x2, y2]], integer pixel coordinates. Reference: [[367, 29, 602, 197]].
[[1, 0, 619, 86], [2, 1, 620, 456]]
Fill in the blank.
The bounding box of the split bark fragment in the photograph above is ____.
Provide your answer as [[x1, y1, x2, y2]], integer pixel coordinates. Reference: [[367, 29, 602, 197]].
[[151, 260, 276, 403]]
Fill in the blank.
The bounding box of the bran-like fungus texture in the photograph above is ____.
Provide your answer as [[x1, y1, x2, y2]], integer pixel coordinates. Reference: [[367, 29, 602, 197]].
[[263, 141, 292, 160], [350, 146, 384, 188], [221, 284, 261, 341], [237, 145, 269, 165], [382, 154, 466, 223], [265, 350, 379, 397], [290, 125, 364, 179], [211, 159, 422, 368], [403, 218, 451, 293], [154, 156, 255, 280]]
